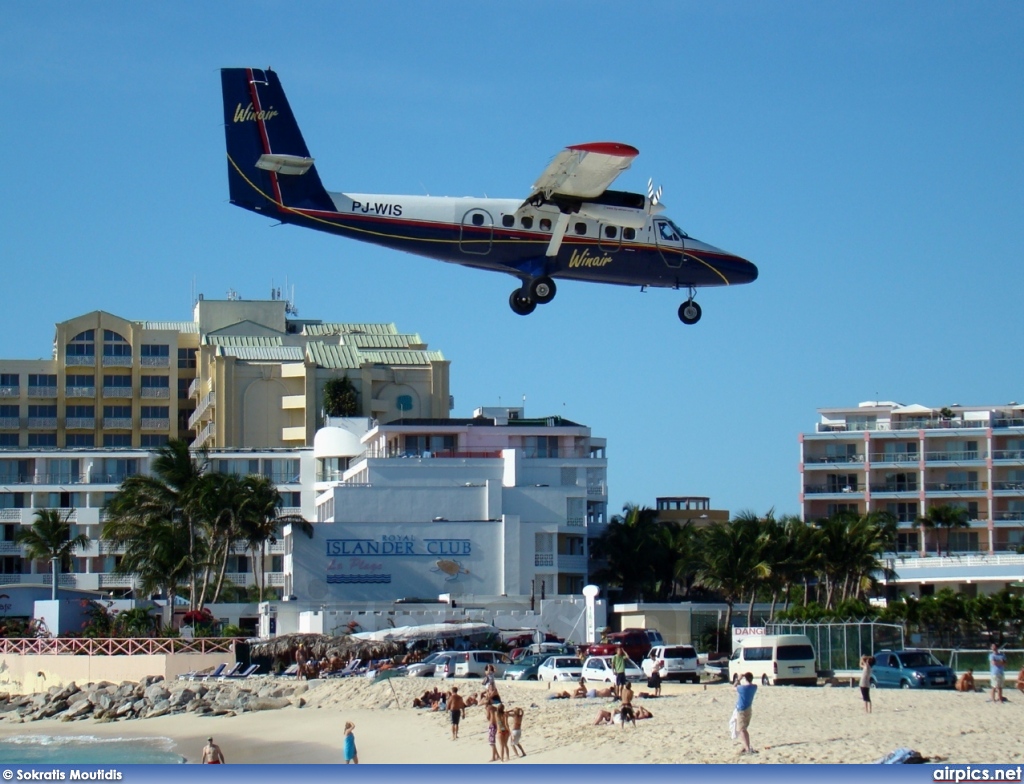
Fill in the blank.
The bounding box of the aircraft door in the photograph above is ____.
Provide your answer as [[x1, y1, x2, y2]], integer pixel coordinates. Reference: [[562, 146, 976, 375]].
[[460, 209, 493, 255], [598, 223, 623, 252], [654, 219, 684, 268]]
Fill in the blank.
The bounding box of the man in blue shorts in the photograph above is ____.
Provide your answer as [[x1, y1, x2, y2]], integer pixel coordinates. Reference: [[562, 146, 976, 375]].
[[734, 672, 758, 754]]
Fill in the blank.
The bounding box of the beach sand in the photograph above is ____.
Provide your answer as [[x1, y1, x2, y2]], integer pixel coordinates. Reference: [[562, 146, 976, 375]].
[[0, 676, 1020, 765]]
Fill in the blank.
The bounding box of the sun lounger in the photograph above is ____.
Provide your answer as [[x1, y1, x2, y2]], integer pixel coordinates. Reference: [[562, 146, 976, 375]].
[[186, 663, 227, 682], [222, 663, 260, 680], [279, 664, 299, 677]]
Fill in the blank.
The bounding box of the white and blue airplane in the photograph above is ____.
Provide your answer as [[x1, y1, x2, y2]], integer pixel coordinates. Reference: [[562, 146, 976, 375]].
[[221, 67, 757, 323]]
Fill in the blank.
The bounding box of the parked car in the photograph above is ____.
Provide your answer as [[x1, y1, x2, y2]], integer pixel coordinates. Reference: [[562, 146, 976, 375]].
[[581, 655, 644, 683], [870, 649, 956, 689], [510, 643, 574, 662], [537, 656, 584, 683], [432, 653, 456, 679], [642, 645, 703, 683], [406, 651, 445, 678], [452, 650, 512, 678], [728, 634, 818, 686], [585, 628, 662, 662], [504, 654, 549, 681]]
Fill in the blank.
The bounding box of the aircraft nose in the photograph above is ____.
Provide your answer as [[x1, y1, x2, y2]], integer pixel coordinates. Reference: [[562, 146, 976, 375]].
[[730, 254, 758, 284]]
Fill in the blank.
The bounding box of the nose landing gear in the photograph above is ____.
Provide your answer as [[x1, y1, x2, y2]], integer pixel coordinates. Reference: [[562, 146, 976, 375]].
[[508, 276, 557, 316], [677, 286, 702, 325]]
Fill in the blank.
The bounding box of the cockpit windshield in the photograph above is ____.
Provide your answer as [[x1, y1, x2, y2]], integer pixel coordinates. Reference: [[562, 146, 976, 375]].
[[657, 220, 689, 242]]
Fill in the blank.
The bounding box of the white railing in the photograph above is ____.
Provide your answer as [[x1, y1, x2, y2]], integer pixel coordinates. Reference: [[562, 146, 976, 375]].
[[0, 509, 22, 521], [140, 356, 170, 368], [188, 377, 200, 399], [103, 417, 133, 429], [886, 553, 1024, 569], [65, 417, 96, 430], [101, 356, 133, 367], [0, 542, 21, 554], [27, 386, 57, 397], [140, 388, 170, 399], [65, 356, 95, 366], [102, 387, 133, 398], [65, 387, 96, 398], [27, 417, 57, 429], [0, 417, 19, 429], [0, 386, 18, 398], [534, 553, 554, 567], [140, 418, 169, 431]]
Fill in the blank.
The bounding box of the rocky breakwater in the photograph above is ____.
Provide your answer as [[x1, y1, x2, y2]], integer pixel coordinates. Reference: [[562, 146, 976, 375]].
[[0, 676, 307, 724]]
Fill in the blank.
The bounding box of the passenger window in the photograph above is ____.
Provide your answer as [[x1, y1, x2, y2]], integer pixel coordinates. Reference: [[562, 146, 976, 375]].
[[623, 228, 636, 240], [472, 213, 484, 226], [574, 222, 587, 235], [604, 226, 617, 239], [521, 216, 534, 229], [502, 215, 514, 228], [540, 218, 552, 231]]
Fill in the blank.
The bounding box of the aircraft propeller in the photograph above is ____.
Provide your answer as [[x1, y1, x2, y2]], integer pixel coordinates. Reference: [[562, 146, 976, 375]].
[[647, 178, 665, 214]]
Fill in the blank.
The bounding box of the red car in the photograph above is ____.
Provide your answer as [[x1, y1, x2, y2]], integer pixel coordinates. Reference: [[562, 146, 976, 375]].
[[584, 628, 663, 663]]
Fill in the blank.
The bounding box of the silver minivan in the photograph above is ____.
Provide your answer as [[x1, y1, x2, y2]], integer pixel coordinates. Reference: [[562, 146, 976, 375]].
[[452, 650, 512, 678], [728, 634, 817, 686]]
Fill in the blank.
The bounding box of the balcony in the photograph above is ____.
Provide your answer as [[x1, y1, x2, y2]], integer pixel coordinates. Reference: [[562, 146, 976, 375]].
[[993, 450, 1024, 461], [993, 418, 1024, 429], [188, 377, 200, 399], [0, 541, 21, 554], [805, 454, 865, 465], [27, 417, 57, 429], [91, 472, 134, 485], [0, 509, 23, 522], [804, 484, 861, 495], [101, 356, 133, 368], [140, 387, 170, 399], [870, 452, 919, 464], [27, 386, 57, 398], [65, 356, 95, 367], [140, 356, 170, 368], [193, 420, 214, 449], [534, 552, 554, 567], [993, 482, 1024, 492], [65, 387, 96, 398], [188, 391, 215, 429], [65, 417, 96, 430], [994, 511, 1024, 522], [924, 482, 983, 493], [869, 483, 918, 494], [103, 387, 133, 399], [557, 554, 588, 573], [0, 417, 19, 429], [36, 472, 85, 484], [103, 417, 132, 429], [0, 386, 18, 398], [141, 418, 169, 431], [925, 451, 983, 462]]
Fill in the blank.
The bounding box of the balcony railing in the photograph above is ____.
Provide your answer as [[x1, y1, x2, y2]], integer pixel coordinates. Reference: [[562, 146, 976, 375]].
[[925, 451, 983, 462], [140, 387, 170, 399], [0, 386, 19, 398], [994, 450, 1024, 460], [0, 417, 19, 429], [805, 454, 865, 464], [101, 356, 133, 367], [885, 552, 1024, 569], [0, 541, 21, 554], [188, 377, 200, 399], [65, 356, 95, 367], [994, 511, 1024, 521], [103, 417, 132, 429], [141, 418, 169, 431], [140, 356, 170, 368], [193, 420, 215, 449], [804, 484, 861, 494], [869, 452, 919, 463], [102, 387, 133, 398], [534, 552, 554, 567], [27, 386, 57, 398], [36, 472, 85, 484], [65, 387, 96, 398], [993, 482, 1024, 492], [993, 418, 1024, 429], [924, 482, 983, 492], [869, 483, 918, 493], [65, 417, 96, 430], [90, 472, 134, 484], [27, 417, 57, 429]]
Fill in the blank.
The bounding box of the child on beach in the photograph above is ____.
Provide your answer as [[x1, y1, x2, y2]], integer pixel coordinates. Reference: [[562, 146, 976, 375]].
[[496, 703, 511, 761], [509, 706, 526, 758], [343, 721, 358, 764], [486, 704, 499, 762]]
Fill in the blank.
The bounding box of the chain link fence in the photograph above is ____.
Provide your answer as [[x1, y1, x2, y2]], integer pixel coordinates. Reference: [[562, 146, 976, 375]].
[[766, 621, 905, 672]]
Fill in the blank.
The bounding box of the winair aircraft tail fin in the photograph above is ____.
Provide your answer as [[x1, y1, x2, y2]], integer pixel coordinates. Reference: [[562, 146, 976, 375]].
[[220, 67, 334, 214]]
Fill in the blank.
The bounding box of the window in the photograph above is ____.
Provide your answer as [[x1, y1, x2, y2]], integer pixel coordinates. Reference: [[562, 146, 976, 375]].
[[471, 213, 484, 226], [264, 458, 300, 483], [65, 405, 95, 418], [525, 435, 559, 458], [886, 502, 918, 522], [604, 225, 618, 239], [657, 221, 680, 241], [140, 376, 169, 388], [521, 216, 534, 229], [214, 459, 259, 476], [29, 374, 57, 386], [29, 405, 57, 417], [281, 491, 301, 507], [140, 434, 169, 447], [141, 406, 168, 419], [103, 375, 132, 388], [140, 344, 169, 357], [103, 338, 131, 357], [403, 434, 455, 456], [501, 215, 514, 228], [177, 348, 197, 369], [623, 228, 636, 240], [103, 405, 132, 418], [177, 378, 191, 399], [28, 433, 57, 447], [0, 405, 17, 417], [66, 434, 95, 447], [0, 374, 17, 386], [574, 222, 587, 235], [103, 434, 132, 447], [539, 218, 552, 231], [66, 330, 95, 356], [896, 532, 919, 553], [0, 434, 17, 447], [66, 374, 95, 388]]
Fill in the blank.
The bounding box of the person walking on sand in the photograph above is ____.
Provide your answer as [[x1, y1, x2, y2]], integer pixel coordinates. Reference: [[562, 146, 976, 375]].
[[859, 655, 874, 713], [343, 721, 358, 764], [734, 672, 758, 754], [447, 686, 466, 739], [509, 706, 526, 758], [201, 737, 225, 764], [612, 646, 628, 698], [989, 644, 1007, 704]]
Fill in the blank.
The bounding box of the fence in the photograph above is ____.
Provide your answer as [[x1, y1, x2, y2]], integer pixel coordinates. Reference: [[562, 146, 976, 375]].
[[766, 621, 904, 672], [940, 648, 1024, 676], [0, 637, 237, 656]]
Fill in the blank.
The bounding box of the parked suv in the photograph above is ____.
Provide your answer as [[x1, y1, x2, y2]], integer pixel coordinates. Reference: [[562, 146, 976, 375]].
[[642, 645, 702, 683], [870, 649, 956, 689], [586, 628, 661, 662], [452, 650, 512, 678]]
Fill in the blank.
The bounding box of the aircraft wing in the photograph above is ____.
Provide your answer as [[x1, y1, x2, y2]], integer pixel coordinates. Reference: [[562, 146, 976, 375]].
[[528, 142, 639, 201]]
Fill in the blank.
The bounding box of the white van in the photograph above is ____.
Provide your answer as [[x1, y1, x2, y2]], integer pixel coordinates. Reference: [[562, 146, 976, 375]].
[[728, 634, 817, 686], [452, 650, 512, 678]]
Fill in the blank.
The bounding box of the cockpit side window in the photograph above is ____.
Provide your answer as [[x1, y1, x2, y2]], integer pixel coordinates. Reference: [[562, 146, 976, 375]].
[[658, 221, 679, 242]]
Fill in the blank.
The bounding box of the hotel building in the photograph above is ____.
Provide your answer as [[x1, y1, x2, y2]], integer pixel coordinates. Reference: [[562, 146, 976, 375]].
[[800, 401, 1024, 595]]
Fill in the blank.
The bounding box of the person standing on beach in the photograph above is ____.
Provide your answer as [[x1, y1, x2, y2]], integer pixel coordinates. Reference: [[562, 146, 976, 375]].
[[859, 655, 874, 713], [612, 646, 628, 698], [496, 703, 511, 761], [734, 672, 758, 754], [447, 686, 466, 739], [989, 644, 1007, 704], [486, 703, 500, 761], [343, 721, 358, 764], [509, 707, 526, 758], [201, 737, 225, 764]]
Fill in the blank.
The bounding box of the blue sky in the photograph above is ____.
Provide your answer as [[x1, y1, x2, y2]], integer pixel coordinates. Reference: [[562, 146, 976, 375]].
[[2, 2, 1021, 518]]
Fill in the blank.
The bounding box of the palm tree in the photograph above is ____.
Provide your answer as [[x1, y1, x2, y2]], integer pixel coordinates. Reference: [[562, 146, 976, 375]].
[[15, 509, 90, 600], [917, 504, 970, 557], [194, 472, 248, 606], [590, 504, 660, 601], [237, 475, 313, 601], [694, 514, 771, 633]]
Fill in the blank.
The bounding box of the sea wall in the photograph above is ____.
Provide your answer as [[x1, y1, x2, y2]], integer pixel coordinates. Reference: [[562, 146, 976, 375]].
[[0, 653, 230, 695]]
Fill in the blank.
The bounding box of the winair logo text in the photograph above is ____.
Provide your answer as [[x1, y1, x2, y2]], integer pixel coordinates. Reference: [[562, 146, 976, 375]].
[[351, 201, 403, 217], [568, 248, 613, 268], [233, 102, 279, 123]]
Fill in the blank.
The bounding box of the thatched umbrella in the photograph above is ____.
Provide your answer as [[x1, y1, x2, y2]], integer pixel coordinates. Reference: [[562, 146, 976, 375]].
[[248, 632, 402, 664]]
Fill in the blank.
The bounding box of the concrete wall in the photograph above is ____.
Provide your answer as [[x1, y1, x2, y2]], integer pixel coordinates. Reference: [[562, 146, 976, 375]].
[[0, 652, 231, 696]]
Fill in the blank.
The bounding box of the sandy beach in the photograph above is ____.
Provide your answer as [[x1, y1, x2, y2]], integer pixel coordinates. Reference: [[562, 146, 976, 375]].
[[0, 676, 1021, 765]]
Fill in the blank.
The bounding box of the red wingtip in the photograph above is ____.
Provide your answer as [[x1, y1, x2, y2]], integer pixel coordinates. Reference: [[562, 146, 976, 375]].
[[568, 142, 639, 158]]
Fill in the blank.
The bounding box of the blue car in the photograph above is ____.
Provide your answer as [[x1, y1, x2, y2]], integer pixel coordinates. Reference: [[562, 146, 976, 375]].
[[504, 654, 550, 681], [870, 649, 956, 689]]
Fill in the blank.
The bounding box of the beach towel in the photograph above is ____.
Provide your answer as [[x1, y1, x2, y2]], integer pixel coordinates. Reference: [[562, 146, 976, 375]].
[[874, 747, 927, 764], [729, 709, 738, 740]]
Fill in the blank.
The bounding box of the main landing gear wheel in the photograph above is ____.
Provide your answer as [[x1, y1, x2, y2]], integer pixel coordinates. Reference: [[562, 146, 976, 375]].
[[529, 276, 557, 305], [678, 300, 702, 325], [509, 290, 537, 316]]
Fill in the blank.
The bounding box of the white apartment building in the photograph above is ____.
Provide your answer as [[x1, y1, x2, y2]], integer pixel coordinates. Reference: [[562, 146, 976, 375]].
[[800, 401, 1024, 596], [287, 407, 608, 604]]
